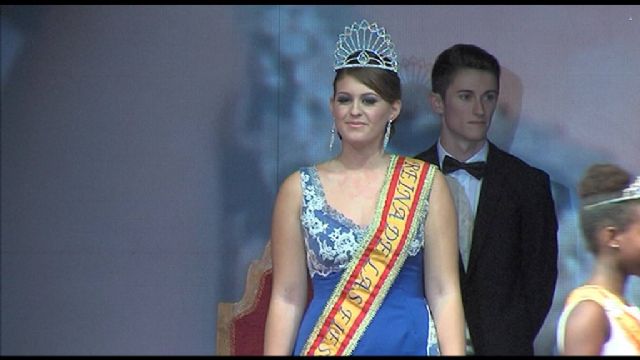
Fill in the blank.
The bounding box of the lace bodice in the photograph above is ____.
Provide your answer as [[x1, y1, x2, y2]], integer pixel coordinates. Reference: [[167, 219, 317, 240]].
[[299, 162, 427, 278]]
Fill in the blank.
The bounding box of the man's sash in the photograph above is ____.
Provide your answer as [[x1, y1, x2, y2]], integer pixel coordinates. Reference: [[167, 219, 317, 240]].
[[565, 285, 640, 352], [301, 155, 436, 356]]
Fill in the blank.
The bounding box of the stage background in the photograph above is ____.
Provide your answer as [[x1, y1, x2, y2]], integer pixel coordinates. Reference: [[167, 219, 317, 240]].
[[2, 5, 639, 355]]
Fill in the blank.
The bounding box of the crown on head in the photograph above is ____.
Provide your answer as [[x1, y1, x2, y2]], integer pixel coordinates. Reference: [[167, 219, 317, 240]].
[[584, 176, 640, 209], [334, 19, 399, 73]]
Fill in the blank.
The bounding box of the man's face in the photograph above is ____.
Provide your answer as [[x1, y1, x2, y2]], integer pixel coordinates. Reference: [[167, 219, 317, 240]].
[[435, 68, 499, 145]]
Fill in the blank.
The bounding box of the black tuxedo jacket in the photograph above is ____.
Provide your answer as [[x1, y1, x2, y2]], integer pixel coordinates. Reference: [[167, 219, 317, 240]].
[[415, 142, 558, 355]]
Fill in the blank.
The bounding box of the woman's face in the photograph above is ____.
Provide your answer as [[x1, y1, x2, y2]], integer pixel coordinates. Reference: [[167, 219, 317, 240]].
[[330, 75, 399, 150], [618, 204, 640, 276]]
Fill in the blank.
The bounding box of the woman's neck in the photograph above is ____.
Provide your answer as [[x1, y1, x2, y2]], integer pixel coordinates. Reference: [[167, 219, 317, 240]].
[[334, 146, 389, 171], [587, 260, 627, 300]]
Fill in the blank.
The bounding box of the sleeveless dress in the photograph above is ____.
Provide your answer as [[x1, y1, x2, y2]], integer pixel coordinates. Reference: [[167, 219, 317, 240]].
[[556, 285, 640, 355], [292, 156, 440, 355]]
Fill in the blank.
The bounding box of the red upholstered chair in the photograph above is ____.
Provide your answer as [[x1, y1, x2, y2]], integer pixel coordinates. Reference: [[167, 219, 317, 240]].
[[216, 240, 312, 355], [217, 241, 274, 355]]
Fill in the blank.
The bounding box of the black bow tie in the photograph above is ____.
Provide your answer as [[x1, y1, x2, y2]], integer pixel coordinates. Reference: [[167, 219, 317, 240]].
[[442, 155, 487, 180]]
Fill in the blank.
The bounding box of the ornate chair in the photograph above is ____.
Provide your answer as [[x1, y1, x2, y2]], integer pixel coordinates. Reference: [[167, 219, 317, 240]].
[[216, 240, 312, 355], [217, 241, 274, 355]]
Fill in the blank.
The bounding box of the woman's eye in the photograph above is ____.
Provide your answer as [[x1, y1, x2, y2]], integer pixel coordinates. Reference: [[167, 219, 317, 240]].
[[362, 97, 378, 105], [336, 96, 351, 104]]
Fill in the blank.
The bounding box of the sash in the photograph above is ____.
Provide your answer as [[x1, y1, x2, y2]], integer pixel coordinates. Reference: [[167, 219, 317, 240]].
[[301, 155, 436, 355], [564, 285, 640, 352]]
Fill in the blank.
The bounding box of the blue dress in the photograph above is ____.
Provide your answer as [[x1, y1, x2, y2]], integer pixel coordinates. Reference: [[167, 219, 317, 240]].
[[292, 159, 440, 355]]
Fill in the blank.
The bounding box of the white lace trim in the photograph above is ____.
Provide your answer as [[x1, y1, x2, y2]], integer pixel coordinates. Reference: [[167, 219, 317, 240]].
[[300, 166, 425, 278]]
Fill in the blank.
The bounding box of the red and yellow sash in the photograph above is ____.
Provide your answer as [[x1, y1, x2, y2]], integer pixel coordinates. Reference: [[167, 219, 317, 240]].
[[565, 285, 640, 352], [301, 155, 436, 356]]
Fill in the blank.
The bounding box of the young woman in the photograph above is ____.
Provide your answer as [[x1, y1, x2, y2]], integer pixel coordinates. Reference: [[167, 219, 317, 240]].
[[556, 164, 640, 355], [263, 19, 465, 356]]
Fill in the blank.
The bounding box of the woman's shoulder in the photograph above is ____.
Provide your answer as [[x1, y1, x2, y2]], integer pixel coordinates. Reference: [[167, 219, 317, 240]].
[[280, 162, 323, 190], [278, 170, 303, 194], [312, 159, 333, 172]]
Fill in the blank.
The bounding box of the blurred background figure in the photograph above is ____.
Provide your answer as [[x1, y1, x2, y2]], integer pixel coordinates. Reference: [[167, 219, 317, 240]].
[[556, 164, 640, 355]]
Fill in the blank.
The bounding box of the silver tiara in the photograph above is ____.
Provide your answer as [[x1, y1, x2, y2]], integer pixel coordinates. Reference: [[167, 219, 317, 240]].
[[584, 176, 640, 209], [334, 19, 398, 73]]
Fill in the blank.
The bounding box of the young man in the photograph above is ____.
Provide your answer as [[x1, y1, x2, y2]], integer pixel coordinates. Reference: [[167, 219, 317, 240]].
[[415, 44, 558, 355]]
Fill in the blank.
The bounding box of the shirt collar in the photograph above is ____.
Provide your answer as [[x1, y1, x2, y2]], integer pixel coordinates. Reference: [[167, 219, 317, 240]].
[[437, 139, 489, 168]]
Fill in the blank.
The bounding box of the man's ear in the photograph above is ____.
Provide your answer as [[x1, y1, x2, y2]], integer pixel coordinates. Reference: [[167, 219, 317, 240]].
[[430, 92, 444, 115]]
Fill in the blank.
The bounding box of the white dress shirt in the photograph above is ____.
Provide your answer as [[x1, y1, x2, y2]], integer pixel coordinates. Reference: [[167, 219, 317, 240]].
[[436, 140, 489, 355]]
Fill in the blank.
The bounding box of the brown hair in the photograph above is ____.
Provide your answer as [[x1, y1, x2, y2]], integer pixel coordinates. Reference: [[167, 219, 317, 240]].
[[578, 164, 637, 253], [332, 67, 401, 138]]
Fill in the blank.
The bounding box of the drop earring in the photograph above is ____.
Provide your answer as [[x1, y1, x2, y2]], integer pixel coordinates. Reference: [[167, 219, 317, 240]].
[[383, 119, 392, 150], [329, 123, 336, 151]]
